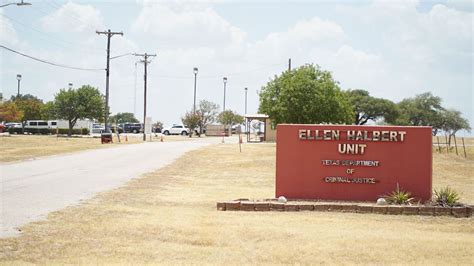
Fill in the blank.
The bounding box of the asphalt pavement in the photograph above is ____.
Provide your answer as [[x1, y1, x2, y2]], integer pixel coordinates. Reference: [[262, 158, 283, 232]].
[[0, 136, 237, 237]]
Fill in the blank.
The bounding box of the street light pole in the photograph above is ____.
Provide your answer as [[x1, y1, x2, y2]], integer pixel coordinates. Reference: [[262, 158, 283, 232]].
[[16, 74, 21, 97], [68, 83, 73, 89], [244, 87, 248, 115], [193, 67, 198, 113], [0, 0, 31, 8], [223, 77, 227, 112]]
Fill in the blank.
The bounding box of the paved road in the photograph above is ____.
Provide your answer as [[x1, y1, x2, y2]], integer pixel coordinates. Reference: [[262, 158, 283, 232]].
[[1, 137, 235, 237]]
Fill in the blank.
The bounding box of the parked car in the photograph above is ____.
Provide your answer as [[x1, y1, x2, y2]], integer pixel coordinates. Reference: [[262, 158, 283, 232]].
[[91, 123, 105, 134], [4, 122, 22, 129], [231, 124, 243, 134], [162, 124, 189, 135], [118, 123, 143, 134]]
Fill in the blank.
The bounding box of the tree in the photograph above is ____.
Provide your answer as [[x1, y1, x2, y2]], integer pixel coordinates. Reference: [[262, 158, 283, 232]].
[[396, 92, 444, 135], [53, 85, 104, 136], [0, 101, 23, 122], [218, 110, 244, 125], [196, 99, 219, 135], [110, 112, 139, 124], [10, 94, 42, 102], [12, 94, 44, 124], [259, 64, 353, 125], [345, 89, 399, 125], [181, 111, 200, 137], [41, 101, 55, 120], [153, 121, 163, 130], [440, 109, 471, 145]]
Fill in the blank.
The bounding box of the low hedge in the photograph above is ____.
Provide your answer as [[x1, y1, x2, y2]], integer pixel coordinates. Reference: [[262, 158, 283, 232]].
[[53, 128, 90, 135], [7, 127, 23, 134], [7, 127, 90, 135]]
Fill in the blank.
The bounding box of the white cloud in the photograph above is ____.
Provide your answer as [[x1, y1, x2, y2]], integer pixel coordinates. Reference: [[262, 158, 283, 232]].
[[41, 2, 104, 33], [246, 17, 346, 65], [447, 0, 473, 12], [131, 1, 246, 48], [0, 10, 19, 46]]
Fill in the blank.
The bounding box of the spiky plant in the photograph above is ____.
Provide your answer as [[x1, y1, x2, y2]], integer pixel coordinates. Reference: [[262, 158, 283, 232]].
[[384, 183, 414, 205], [434, 186, 460, 207]]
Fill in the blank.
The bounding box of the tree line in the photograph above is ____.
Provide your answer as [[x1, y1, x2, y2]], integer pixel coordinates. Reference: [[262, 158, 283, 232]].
[[1, 85, 140, 136], [258, 64, 471, 141]]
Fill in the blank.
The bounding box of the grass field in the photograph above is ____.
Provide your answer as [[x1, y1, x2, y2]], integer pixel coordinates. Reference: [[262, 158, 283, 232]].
[[0, 134, 193, 162], [0, 143, 472, 264]]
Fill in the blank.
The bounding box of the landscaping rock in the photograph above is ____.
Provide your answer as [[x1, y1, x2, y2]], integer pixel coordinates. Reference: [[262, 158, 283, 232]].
[[254, 202, 270, 211], [418, 206, 435, 216], [270, 202, 285, 211], [216, 202, 226, 211], [376, 198, 388, 205], [327, 205, 343, 212], [466, 206, 473, 217], [356, 205, 373, 214], [451, 207, 467, 218], [285, 204, 299, 212], [372, 206, 387, 214], [313, 204, 331, 212], [298, 204, 314, 211], [386, 206, 403, 215], [240, 202, 256, 211], [278, 196, 287, 203], [225, 201, 240, 211], [341, 205, 357, 212], [434, 206, 451, 216], [402, 206, 419, 215]]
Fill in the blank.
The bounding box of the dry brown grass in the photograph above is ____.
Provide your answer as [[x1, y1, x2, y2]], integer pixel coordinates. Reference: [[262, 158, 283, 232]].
[[433, 151, 474, 203], [0, 134, 192, 163], [0, 143, 473, 264], [433, 136, 474, 159]]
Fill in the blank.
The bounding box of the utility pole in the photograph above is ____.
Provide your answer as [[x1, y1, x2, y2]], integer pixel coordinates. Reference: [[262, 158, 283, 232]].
[[134, 53, 157, 141], [134, 61, 138, 116], [96, 29, 123, 133], [288, 58, 291, 71]]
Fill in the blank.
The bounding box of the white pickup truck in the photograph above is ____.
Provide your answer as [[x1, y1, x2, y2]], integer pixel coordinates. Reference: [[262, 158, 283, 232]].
[[161, 124, 189, 135]]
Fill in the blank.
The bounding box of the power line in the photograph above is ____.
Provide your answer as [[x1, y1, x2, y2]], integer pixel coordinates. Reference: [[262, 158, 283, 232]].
[[0, 14, 104, 54], [148, 63, 284, 80], [29, 4, 100, 40], [47, 0, 91, 27], [0, 44, 105, 71]]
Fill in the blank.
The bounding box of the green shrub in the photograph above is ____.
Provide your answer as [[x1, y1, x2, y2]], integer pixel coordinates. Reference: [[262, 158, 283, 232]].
[[433, 186, 460, 207], [7, 127, 23, 134], [51, 128, 90, 135], [384, 183, 414, 205], [24, 128, 51, 134]]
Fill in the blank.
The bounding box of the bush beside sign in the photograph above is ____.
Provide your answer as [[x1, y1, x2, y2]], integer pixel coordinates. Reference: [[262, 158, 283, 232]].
[[275, 125, 432, 201]]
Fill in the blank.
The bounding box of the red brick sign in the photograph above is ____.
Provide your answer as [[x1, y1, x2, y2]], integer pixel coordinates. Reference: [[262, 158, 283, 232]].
[[276, 125, 432, 201]]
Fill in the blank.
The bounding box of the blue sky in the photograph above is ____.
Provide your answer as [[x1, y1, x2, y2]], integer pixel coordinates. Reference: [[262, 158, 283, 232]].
[[1, 0, 472, 132]]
